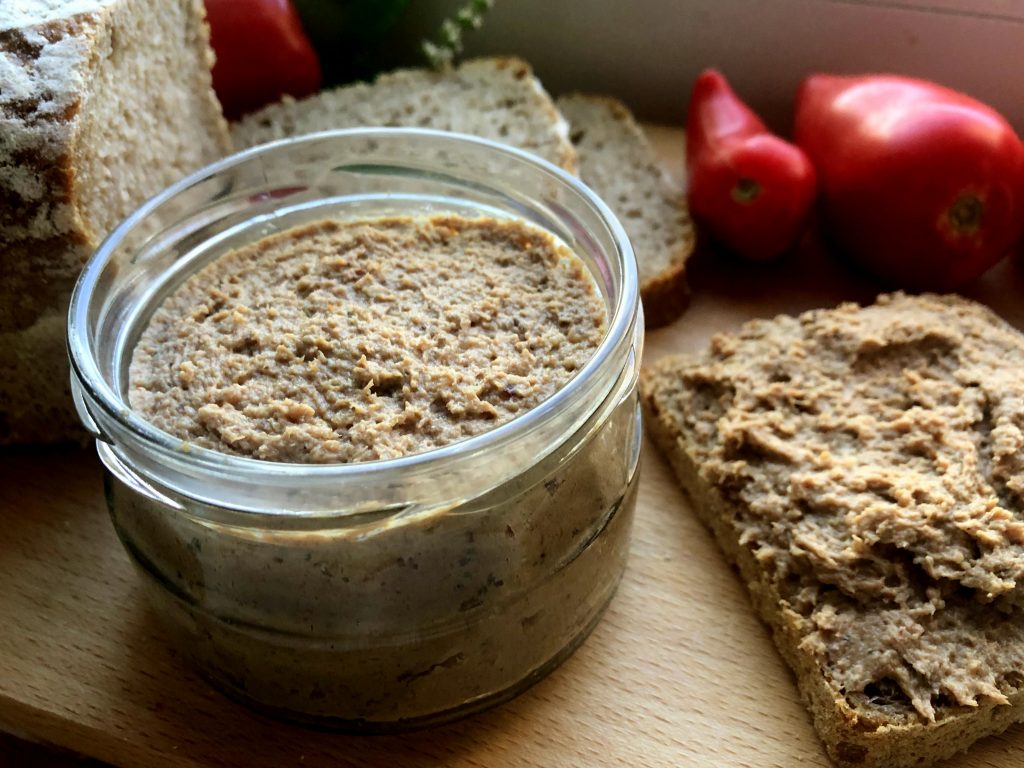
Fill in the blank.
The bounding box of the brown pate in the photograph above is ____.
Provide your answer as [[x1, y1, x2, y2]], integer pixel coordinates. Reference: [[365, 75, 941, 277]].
[[118, 213, 635, 724], [129, 214, 606, 462], [642, 293, 1024, 725]]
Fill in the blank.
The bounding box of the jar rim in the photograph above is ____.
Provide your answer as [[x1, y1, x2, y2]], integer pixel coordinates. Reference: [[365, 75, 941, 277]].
[[67, 128, 639, 510]]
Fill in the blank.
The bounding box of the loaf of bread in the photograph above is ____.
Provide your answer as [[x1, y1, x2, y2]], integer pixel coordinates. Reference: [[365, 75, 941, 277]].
[[0, 0, 232, 443], [641, 293, 1024, 767], [233, 57, 577, 173], [556, 94, 694, 328]]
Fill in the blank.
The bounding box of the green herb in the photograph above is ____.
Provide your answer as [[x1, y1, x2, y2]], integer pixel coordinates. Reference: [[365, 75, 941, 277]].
[[293, 0, 496, 85], [422, 0, 496, 69]]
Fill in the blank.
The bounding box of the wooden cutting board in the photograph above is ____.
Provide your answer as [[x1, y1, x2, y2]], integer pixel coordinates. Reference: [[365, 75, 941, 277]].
[[2, 127, 1024, 768]]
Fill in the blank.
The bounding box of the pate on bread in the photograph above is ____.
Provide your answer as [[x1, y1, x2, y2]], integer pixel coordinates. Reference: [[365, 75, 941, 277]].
[[642, 293, 1024, 767]]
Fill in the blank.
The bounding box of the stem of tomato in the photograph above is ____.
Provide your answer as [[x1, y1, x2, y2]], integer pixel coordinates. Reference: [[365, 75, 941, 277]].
[[732, 178, 761, 204], [946, 194, 984, 236]]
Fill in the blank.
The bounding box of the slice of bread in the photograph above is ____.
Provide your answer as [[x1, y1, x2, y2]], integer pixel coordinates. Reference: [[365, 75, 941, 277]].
[[557, 94, 694, 328], [0, 0, 231, 443], [233, 57, 577, 173], [640, 293, 1024, 767]]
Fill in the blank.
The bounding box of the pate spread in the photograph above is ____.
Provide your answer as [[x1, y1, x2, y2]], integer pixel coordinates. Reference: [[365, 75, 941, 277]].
[[129, 214, 606, 462], [666, 294, 1024, 723], [112, 394, 638, 724], [115, 212, 638, 726]]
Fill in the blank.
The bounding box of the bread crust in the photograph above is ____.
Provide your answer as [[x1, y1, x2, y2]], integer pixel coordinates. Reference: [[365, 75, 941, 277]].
[[556, 93, 693, 329], [639, 261, 690, 329], [1, 14, 98, 332], [640, 357, 1024, 767], [0, 0, 231, 443]]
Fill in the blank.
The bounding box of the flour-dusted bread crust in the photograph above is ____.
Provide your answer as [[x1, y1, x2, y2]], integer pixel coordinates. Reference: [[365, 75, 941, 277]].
[[557, 94, 694, 328], [0, 0, 231, 443], [641, 293, 1024, 767], [233, 57, 577, 173]]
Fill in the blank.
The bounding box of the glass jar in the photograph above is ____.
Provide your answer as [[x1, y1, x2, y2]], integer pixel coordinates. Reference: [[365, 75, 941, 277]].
[[68, 129, 643, 730]]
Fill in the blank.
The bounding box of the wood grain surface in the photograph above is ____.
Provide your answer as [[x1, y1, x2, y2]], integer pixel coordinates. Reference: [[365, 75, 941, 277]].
[[3, 128, 1024, 768]]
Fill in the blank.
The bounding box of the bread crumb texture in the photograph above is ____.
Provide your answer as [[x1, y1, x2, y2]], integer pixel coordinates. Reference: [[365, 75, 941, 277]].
[[557, 93, 693, 327], [130, 216, 606, 463], [1, 0, 230, 444], [644, 293, 1024, 726], [232, 57, 576, 173]]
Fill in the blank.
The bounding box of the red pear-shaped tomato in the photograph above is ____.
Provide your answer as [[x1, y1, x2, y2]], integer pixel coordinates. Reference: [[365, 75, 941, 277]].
[[794, 74, 1024, 291], [686, 70, 817, 261]]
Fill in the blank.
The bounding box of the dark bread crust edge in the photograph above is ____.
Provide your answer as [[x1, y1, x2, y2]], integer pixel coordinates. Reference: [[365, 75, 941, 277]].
[[640, 262, 690, 329], [555, 92, 693, 329], [639, 361, 1024, 767]]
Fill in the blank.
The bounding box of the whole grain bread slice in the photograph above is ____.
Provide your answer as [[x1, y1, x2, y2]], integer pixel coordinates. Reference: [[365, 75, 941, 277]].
[[557, 94, 694, 328], [640, 293, 1024, 767], [0, 0, 231, 443], [232, 57, 576, 173]]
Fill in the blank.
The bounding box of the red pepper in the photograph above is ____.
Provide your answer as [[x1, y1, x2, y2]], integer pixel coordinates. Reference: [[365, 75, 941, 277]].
[[205, 0, 322, 120], [685, 70, 817, 261], [794, 74, 1024, 291]]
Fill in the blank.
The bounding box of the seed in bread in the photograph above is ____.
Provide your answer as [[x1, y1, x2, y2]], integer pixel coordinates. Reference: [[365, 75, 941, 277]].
[[641, 293, 1024, 767], [0, 0, 232, 444], [557, 94, 694, 329], [232, 57, 577, 174]]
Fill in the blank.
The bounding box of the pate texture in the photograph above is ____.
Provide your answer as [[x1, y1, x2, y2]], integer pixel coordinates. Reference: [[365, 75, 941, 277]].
[[129, 215, 606, 463], [647, 293, 1024, 724], [111, 387, 639, 725]]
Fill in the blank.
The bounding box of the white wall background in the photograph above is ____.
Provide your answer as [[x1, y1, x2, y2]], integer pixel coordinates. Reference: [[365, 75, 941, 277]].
[[403, 0, 1024, 131]]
